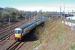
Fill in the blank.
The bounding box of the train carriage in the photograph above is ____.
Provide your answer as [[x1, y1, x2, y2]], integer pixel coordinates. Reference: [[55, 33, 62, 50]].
[[14, 16, 47, 40]]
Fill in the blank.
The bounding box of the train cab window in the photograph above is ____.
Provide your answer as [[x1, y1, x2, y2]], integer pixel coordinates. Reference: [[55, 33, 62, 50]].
[[15, 30, 22, 34]]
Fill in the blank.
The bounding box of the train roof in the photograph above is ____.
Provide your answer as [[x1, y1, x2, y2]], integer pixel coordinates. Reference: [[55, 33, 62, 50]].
[[16, 20, 36, 29], [15, 16, 47, 30], [15, 28, 22, 30]]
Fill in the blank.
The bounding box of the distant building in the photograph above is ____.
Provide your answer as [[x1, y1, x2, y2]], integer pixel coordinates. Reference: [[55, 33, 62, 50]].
[[66, 16, 75, 20]]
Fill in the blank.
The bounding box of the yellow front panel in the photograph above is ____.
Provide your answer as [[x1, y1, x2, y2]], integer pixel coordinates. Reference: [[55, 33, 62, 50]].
[[15, 34, 21, 38]]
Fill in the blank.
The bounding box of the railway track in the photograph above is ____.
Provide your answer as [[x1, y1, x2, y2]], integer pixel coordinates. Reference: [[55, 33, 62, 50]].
[[0, 17, 35, 34], [0, 17, 57, 49], [0, 17, 35, 41], [0, 20, 26, 35], [0, 24, 17, 34], [6, 41, 21, 50], [4, 18, 58, 50], [6, 41, 25, 50], [0, 22, 25, 41], [0, 24, 26, 41], [15, 18, 58, 50], [0, 17, 34, 35], [0, 30, 14, 41], [0, 23, 15, 32]]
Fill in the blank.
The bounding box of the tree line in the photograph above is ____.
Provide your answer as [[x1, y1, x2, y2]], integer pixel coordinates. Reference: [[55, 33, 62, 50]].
[[0, 7, 37, 24], [0, 7, 72, 26]]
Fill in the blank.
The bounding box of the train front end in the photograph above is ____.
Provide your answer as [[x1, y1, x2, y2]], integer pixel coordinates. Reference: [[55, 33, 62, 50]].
[[14, 28, 22, 40]]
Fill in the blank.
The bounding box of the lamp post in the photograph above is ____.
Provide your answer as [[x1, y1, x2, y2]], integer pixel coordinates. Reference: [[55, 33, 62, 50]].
[[9, 17, 10, 28], [7, 16, 11, 40]]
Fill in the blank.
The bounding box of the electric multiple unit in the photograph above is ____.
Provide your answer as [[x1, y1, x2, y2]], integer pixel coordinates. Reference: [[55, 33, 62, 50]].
[[14, 16, 47, 40]]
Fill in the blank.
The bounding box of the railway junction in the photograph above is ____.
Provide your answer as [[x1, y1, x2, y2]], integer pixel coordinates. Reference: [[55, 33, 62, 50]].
[[0, 16, 75, 50]]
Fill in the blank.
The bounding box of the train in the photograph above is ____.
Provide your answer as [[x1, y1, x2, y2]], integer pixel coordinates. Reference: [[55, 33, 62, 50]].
[[14, 16, 47, 40]]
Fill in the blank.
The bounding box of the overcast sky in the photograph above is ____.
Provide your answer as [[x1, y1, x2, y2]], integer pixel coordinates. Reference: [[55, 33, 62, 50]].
[[0, 0, 75, 12]]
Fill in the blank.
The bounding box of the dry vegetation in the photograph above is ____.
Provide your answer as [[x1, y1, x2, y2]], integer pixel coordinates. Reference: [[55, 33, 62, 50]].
[[32, 18, 75, 50]]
